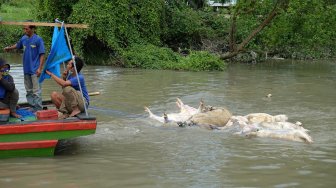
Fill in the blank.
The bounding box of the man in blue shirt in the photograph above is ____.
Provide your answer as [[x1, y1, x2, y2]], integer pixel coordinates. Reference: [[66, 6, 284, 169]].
[[46, 56, 89, 118], [3, 24, 45, 111]]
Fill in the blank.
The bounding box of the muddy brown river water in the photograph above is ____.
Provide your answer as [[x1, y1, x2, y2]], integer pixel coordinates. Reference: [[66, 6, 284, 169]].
[[1, 54, 335, 188]]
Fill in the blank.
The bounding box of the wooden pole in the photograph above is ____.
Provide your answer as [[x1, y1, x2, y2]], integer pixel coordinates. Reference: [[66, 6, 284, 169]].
[[0, 21, 88, 29]]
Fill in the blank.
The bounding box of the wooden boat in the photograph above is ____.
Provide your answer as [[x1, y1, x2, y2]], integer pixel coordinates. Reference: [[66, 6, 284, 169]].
[[0, 20, 96, 158], [0, 101, 97, 158]]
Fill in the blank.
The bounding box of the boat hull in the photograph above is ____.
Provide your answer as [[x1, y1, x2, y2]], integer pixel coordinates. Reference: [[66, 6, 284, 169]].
[[0, 140, 57, 158], [0, 119, 97, 158]]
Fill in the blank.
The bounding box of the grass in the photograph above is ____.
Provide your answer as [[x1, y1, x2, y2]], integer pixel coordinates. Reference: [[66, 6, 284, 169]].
[[0, 0, 36, 21]]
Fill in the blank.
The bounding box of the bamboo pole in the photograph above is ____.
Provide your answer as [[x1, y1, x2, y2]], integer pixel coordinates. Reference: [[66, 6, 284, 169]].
[[0, 21, 88, 29]]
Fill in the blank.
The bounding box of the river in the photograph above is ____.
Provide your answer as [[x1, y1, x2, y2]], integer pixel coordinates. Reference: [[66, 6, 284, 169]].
[[0, 54, 335, 188]]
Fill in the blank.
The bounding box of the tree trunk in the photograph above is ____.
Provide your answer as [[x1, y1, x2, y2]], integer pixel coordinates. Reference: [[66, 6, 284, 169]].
[[221, 2, 283, 60], [229, 12, 237, 52]]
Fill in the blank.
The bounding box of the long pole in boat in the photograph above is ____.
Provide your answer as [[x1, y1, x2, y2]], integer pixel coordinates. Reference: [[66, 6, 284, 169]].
[[55, 19, 89, 117]]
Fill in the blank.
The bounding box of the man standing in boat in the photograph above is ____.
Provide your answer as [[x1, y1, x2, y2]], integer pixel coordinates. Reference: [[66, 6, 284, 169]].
[[3, 23, 45, 111], [0, 58, 21, 118], [46, 56, 89, 119]]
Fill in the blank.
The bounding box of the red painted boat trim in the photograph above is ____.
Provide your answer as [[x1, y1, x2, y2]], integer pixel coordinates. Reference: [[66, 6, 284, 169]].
[[0, 120, 97, 135], [0, 140, 58, 150]]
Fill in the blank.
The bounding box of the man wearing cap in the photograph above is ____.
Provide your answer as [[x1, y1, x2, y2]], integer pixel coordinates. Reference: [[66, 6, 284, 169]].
[[0, 58, 20, 118], [3, 23, 45, 111]]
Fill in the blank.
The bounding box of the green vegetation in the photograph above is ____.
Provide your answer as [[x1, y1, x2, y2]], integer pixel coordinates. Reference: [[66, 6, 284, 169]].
[[260, 0, 336, 59], [1, 0, 336, 70], [122, 44, 224, 71], [0, 0, 36, 52], [0, 0, 34, 20]]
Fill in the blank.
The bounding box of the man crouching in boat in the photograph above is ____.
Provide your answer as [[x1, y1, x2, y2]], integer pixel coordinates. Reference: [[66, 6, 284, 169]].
[[0, 58, 21, 118], [46, 57, 89, 119]]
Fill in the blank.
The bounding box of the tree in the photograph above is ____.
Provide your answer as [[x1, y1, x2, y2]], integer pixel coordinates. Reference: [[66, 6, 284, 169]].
[[0, 0, 5, 9], [221, 0, 289, 60]]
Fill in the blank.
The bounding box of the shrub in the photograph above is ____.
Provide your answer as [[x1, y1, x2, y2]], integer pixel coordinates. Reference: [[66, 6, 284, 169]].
[[121, 44, 180, 69], [179, 51, 226, 71], [121, 44, 226, 71]]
